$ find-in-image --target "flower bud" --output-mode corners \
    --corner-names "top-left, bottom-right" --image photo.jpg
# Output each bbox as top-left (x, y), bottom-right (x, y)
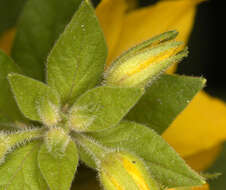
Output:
top-left (0, 134), bottom-right (10, 165)
top-left (37, 98), bottom-right (61, 127)
top-left (44, 127), bottom-right (70, 157)
top-left (105, 31), bottom-right (188, 88)
top-left (99, 151), bottom-right (160, 190)
top-left (68, 106), bottom-right (95, 132)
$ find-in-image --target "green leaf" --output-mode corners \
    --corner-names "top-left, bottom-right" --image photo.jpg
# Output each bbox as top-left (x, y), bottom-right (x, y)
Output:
top-left (81, 121), bottom-right (205, 188)
top-left (38, 140), bottom-right (79, 190)
top-left (207, 142), bottom-right (226, 190)
top-left (0, 0), bottom-right (27, 35)
top-left (8, 73), bottom-right (60, 122)
top-left (47, 0), bottom-right (107, 105)
top-left (69, 86), bottom-right (144, 132)
top-left (0, 141), bottom-right (48, 190)
top-left (0, 50), bottom-right (26, 122)
top-left (11, 0), bottom-right (82, 81)
top-left (126, 74), bottom-right (206, 134)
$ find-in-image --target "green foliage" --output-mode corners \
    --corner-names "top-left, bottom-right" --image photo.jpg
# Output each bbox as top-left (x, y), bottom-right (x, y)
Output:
top-left (0, 0), bottom-right (208, 189)
top-left (0, 50), bottom-right (25, 122)
top-left (47, 0), bottom-right (107, 105)
top-left (207, 142), bottom-right (226, 190)
top-left (126, 74), bottom-right (206, 134)
top-left (0, 0), bottom-right (27, 35)
top-left (0, 141), bottom-right (48, 190)
top-left (8, 73), bottom-right (60, 122)
top-left (11, 0), bottom-right (82, 81)
top-left (69, 86), bottom-right (144, 131)
top-left (38, 140), bottom-right (78, 190)
top-left (79, 121), bottom-right (205, 188)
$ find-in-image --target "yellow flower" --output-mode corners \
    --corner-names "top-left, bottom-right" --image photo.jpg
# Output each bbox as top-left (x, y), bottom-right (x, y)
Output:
top-left (168, 183), bottom-right (210, 190)
top-left (1, 1), bottom-right (225, 189)
top-left (95, 0), bottom-right (226, 189)
top-left (0, 28), bottom-right (15, 55)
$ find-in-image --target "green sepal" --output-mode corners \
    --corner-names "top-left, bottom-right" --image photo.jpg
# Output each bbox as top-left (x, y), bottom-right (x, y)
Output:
top-left (0, 50), bottom-right (26, 122)
top-left (11, 0), bottom-right (82, 81)
top-left (104, 31), bottom-right (187, 88)
top-left (79, 121), bottom-right (205, 188)
top-left (99, 151), bottom-right (160, 190)
top-left (8, 73), bottom-right (60, 122)
top-left (111, 30), bottom-right (178, 65)
top-left (38, 140), bottom-right (79, 190)
top-left (69, 86), bottom-right (144, 132)
top-left (47, 0), bottom-right (107, 105)
top-left (0, 141), bottom-right (48, 189)
top-left (126, 74), bottom-right (206, 134)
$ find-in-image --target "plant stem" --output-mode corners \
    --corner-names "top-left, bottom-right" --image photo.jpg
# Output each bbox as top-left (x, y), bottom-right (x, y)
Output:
top-left (8, 128), bottom-right (45, 147)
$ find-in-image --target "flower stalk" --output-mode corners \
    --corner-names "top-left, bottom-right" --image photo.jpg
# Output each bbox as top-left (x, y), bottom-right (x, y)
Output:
top-left (73, 132), bottom-right (160, 190)
top-left (0, 128), bottom-right (45, 164)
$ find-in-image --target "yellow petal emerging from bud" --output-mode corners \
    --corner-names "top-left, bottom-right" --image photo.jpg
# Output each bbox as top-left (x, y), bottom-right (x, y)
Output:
top-left (105, 31), bottom-right (188, 88)
top-left (99, 151), bottom-right (160, 190)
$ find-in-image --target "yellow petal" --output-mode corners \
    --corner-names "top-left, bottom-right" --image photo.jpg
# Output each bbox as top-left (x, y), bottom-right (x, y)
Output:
top-left (96, 0), bottom-right (128, 65)
top-left (192, 184), bottom-right (209, 190)
top-left (0, 28), bottom-right (16, 55)
top-left (108, 0), bottom-right (203, 72)
top-left (125, 0), bottom-right (138, 11)
top-left (184, 144), bottom-right (222, 172)
top-left (163, 91), bottom-right (226, 158)
top-left (168, 183), bottom-right (209, 190)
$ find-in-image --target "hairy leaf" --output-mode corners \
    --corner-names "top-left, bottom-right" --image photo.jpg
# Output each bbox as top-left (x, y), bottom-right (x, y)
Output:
top-left (11, 0), bottom-right (82, 80)
top-left (80, 121), bottom-right (205, 188)
top-left (126, 74), bottom-right (206, 134)
top-left (69, 86), bottom-right (144, 132)
top-left (38, 140), bottom-right (78, 190)
top-left (8, 73), bottom-right (60, 122)
top-left (0, 141), bottom-right (48, 190)
top-left (47, 0), bottom-right (107, 105)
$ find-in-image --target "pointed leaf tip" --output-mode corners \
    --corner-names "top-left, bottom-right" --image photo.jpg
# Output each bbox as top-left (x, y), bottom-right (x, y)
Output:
top-left (47, 0), bottom-right (107, 105)
top-left (8, 73), bottom-right (60, 122)
top-left (38, 140), bottom-right (79, 190)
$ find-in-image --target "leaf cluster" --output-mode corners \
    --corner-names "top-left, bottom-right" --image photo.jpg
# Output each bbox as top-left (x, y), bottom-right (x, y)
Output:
top-left (0, 0), bottom-right (206, 189)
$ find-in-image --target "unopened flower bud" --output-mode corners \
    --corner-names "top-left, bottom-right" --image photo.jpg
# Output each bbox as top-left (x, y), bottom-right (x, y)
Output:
top-left (99, 151), bottom-right (160, 190)
top-left (44, 127), bottom-right (70, 157)
top-left (37, 98), bottom-right (61, 127)
top-left (105, 31), bottom-right (188, 88)
top-left (68, 106), bottom-right (95, 132)
top-left (0, 134), bottom-right (10, 165)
